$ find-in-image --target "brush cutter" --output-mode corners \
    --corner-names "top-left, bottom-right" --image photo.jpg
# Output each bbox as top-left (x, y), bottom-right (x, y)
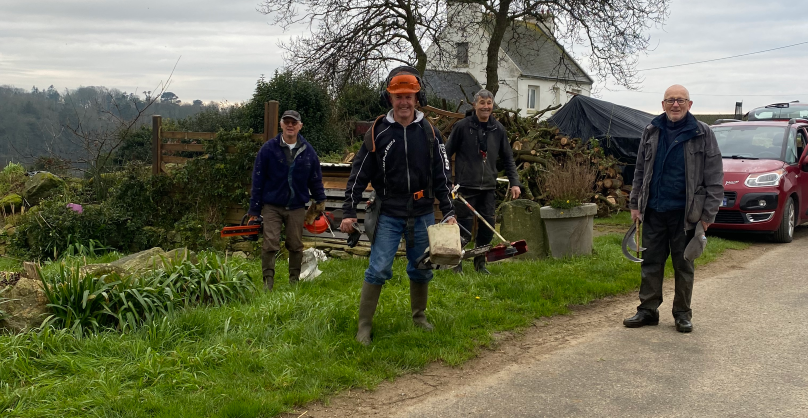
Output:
top-left (451, 185), bottom-right (528, 262)
top-left (220, 214), bottom-right (262, 240)
top-left (621, 219), bottom-right (645, 263)
top-left (415, 187), bottom-right (528, 270)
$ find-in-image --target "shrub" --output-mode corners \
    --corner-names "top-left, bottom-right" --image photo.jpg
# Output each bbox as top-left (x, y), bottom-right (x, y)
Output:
top-left (241, 71), bottom-right (345, 154)
top-left (38, 254), bottom-right (256, 335)
top-left (543, 156), bottom-right (597, 209)
top-left (0, 162), bottom-right (26, 196)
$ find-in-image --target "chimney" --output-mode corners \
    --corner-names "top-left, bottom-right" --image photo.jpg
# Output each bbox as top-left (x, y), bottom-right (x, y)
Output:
top-left (525, 12), bottom-right (555, 37)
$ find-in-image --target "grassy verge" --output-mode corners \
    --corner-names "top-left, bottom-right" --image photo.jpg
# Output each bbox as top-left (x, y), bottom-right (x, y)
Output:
top-left (0, 234), bottom-right (748, 417)
top-left (0, 256), bottom-right (22, 272)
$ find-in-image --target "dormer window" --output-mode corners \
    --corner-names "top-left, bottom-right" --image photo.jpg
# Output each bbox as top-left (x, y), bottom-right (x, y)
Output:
top-left (456, 42), bottom-right (469, 67)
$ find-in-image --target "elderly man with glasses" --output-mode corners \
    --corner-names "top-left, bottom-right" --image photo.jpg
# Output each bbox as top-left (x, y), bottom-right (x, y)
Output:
top-left (624, 85), bottom-right (724, 333)
top-left (248, 110), bottom-right (327, 291)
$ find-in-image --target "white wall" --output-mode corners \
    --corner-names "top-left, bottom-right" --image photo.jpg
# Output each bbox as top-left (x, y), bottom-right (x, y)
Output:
top-left (517, 78), bottom-right (592, 120)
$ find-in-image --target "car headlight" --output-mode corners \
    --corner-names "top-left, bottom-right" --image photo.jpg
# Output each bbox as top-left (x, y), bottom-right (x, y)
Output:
top-left (745, 169), bottom-right (785, 187)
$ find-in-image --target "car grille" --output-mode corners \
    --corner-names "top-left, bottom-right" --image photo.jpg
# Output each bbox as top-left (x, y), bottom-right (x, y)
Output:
top-left (715, 210), bottom-right (745, 224)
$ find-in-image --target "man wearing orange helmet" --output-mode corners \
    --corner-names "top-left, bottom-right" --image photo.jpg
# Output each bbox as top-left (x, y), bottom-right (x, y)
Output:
top-left (340, 66), bottom-right (456, 346)
top-left (249, 110), bottom-right (327, 291)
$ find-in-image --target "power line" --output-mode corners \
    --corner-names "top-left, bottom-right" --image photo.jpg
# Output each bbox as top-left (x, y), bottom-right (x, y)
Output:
top-left (638, 41), bottom-right (808, 71)
top-left (608, 90), bottom-right (808, 97)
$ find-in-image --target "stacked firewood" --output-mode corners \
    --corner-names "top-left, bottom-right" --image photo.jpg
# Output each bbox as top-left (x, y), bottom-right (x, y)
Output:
top-left (494, 107), bottom-right (630, 216)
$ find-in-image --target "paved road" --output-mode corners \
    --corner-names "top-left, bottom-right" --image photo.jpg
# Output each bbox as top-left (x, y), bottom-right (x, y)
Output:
top-left (393, 230), bottom-right (808, 418)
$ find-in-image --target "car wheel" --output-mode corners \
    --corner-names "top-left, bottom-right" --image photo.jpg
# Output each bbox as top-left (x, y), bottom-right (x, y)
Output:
top-left (772, 197), bottom-right (795, 243)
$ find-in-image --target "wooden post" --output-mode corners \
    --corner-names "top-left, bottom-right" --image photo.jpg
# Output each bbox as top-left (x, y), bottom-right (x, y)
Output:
top-left (264, 101), bottom-right (279, 142)
top-left (152, 115), bottom-right (162, 175)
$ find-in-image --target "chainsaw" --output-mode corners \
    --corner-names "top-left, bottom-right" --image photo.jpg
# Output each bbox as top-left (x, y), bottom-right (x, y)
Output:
top-left (220, 214), bottom-right (262, 240)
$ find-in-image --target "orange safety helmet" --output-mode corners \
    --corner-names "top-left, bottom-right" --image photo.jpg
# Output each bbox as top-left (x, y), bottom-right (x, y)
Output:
top-left (305, 212), bottom-right (335, 235)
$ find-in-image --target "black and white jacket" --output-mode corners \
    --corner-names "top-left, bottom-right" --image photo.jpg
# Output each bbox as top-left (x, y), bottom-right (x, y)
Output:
top-left (342, 110), bottom-right (453, 219)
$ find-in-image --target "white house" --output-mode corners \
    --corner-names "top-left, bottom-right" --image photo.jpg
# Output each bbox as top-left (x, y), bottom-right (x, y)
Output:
top-left (424, 4), bottom-right (593, 118)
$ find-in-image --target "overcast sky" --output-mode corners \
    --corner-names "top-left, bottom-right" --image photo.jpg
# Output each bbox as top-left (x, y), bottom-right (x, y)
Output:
top-left (2, 0), bottom-right (807, 113)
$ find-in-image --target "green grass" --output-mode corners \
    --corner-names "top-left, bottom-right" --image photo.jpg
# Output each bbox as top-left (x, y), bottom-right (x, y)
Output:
top-left (0, 256), bottom-right (22, 272)
top-left (0, 234), bottom-right (749, 417)
top-left (594, 210), bottom-right (632, 225)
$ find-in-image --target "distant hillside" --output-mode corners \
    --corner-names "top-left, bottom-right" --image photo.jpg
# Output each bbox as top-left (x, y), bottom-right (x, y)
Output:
top-left (0, 85), bottom-right (213, 168)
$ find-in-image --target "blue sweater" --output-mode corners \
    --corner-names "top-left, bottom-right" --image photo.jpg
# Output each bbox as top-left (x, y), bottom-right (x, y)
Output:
top-left (647, 112), bottom-right (700, 212)
top-left (248, 134), bottom-right (327, 215)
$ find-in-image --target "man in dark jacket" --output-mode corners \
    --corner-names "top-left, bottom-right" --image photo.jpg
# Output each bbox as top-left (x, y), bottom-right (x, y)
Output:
top-left (339, 66), bottom-right (455, 346)
top-left (249, 110), bottom-right (327, 291)
top-left (625, 85), bottom-right (723, 333)
top-left (445, 89), bottom-right (521, 273)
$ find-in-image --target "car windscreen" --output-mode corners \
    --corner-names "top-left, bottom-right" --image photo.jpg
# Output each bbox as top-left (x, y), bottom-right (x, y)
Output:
top-left (748, 105), bottom-right (808, 120)
top-left (712, 125), bottom-right (786, 160)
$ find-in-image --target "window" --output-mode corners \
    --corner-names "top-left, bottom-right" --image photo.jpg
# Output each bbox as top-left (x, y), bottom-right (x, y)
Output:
top-left (456, 42), bottom-right (469, 67)
top-left (785, 128), bottom-right (798, 164)
top-left (527, 86), bottom-right (538, 109)
top-left (552, 87), bottom-right (560, 105)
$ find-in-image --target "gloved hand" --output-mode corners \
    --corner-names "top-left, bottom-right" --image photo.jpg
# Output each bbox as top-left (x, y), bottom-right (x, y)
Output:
top-left (304, 201), bottom-right (326, 225)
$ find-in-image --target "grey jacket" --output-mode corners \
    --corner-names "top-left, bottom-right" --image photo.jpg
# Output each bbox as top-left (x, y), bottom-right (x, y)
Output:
top-left (445, 115), bottom-right (521, 190)
top-left (629, 117), bottom-right (724, 230)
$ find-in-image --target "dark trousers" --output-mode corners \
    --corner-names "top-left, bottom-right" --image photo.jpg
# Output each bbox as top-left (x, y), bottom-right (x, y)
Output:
top-left (639, 208), bottom-right (695, 320)
top-left (261, 204), bottom-right (305, 282)
top-left (455, 188), bottom-right (496, 247)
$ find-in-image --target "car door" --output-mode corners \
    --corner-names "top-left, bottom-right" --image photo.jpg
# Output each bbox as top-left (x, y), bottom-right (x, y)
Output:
top-left (796, 128), bottom-right (808, 222)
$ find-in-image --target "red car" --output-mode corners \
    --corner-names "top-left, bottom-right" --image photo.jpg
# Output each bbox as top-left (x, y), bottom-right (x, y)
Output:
top-left (710, 118), bottom-right (808, 242)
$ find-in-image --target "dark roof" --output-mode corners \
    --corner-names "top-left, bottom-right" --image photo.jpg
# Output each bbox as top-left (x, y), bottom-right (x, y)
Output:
top-left (498, 21), bottom-right (593, 84)
top-left (422, 69), bottom-right (483, 112)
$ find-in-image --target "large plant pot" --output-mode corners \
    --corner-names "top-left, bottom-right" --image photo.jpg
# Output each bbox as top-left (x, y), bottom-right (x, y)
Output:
top-left (539, 203), bottom-right (597, 258)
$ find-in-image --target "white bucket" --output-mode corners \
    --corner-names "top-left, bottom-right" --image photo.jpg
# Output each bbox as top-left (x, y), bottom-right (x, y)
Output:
top-left (427, 223), bottom-right (462, 265)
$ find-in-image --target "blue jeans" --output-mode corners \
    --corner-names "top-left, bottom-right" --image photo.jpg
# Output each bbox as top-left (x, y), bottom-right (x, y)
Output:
top-left (364, 213), bottom-right (434, 285)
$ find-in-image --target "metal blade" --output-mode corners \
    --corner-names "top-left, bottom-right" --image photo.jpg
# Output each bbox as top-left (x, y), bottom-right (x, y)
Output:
top-left (622, 224), bottom-right (643, 263)
top-left (627, 233), bottom-right (647, 252)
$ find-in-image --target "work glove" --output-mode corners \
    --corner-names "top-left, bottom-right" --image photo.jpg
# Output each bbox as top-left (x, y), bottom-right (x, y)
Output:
top-left (683, 222), bottom-right (707, 262)
top-left (304, 201), bottom-right (326, 225)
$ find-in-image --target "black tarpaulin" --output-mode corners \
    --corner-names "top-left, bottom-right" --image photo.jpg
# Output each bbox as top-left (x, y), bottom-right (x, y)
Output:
top-left (548, 95), bottom-right (655, 164)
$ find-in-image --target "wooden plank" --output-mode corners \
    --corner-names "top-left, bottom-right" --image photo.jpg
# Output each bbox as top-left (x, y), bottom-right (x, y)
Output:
top-left (163, 131), bottom-right (216, 140)
top-left (267, 101), bottom-right (279, 140)
top-left (162, 143), bottom-right (205, 152)
top-left (152, 116), bottom-right (162, 175)
top-left (162, 155), bottom-right (191, 164)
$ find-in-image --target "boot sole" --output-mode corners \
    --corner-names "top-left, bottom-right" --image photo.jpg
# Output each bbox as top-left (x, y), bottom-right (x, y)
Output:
top-left (623, 320), bottom-right (659, 328)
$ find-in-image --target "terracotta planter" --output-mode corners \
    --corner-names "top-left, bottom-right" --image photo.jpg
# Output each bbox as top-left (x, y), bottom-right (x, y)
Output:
top-left (539, 203), bottom-right (597, 258)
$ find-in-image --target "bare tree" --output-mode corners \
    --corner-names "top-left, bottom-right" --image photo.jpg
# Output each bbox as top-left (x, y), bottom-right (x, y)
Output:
top-left (260, 0), bottom-right (668, 97)
top-left (258, 0), bottom-right (449, 89)
top-left (436, 0), bottom-right (669, 95)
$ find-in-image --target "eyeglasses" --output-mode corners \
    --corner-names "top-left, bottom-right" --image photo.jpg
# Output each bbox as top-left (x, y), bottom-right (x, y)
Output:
top-left (281, 119), bottom-right (299, 126)
top-left (664, 98), bottom-right (690, 105)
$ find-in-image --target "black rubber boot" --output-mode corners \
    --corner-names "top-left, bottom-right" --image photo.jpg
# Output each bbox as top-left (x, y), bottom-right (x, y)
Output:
top-left (261, 250), bottom-right (277, 291)
top-left (288, 250), bottom-right (303, 285)
top-left (356, 282), bottom-right (383, 346)
top-left (410, 281), bottom-right (434, 331)
top-left (473, 255), bottom-right (490, 275)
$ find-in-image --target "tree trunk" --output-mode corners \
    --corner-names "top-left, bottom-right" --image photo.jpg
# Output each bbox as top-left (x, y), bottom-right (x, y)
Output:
top-left (484, 2), bottom-right (511, 96)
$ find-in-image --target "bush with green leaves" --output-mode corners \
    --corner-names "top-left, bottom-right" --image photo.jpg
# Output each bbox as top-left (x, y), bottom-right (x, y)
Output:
top-left (241, 71), bottom-right (345, 154)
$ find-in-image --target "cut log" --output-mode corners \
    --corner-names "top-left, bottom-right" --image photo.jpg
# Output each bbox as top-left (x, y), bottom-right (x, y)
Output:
top-left (603, 178), bottom-right (623, 189)
top-left (342, 152), bottom-right (355, 164)
top-left (512, 141), bottom-right (522, 151)
top-left (559, 137), bottom-right (569, 146)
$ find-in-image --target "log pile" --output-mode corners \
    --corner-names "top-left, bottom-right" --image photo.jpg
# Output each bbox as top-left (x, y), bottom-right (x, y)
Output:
top-left (494, 106), bottom-right (629, 216)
